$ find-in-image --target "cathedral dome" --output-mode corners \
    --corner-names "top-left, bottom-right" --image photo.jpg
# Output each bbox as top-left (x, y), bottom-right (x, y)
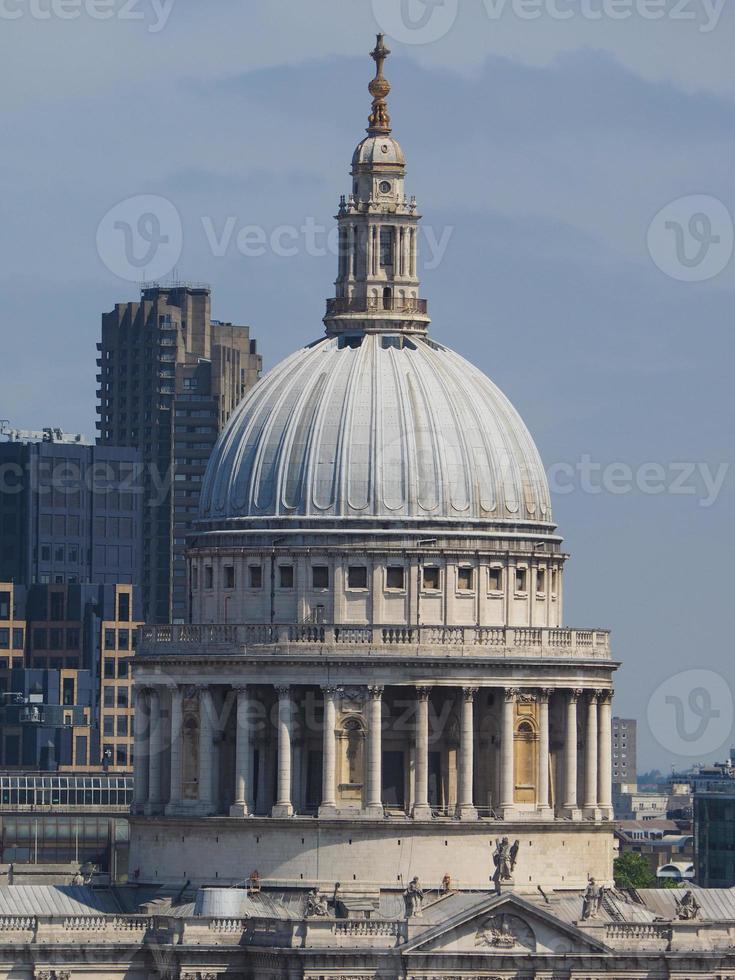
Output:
top-left (199, 332), bottom-right (552, 527)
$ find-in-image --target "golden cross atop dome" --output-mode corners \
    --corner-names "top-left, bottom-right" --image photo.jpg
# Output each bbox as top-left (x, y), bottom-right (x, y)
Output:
top-left (368, 33), bottom-right (392, 135)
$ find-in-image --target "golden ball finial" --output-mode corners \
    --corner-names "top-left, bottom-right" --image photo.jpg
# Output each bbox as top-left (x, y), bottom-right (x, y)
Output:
top-left (368, 34), bottom-right (392, 135)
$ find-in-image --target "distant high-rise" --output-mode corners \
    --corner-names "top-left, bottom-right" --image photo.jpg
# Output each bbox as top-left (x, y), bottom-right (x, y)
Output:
top-left (97, 284), bottom-right (261, 624)
top-left (612, 716), bottom-right (637, 790)
top-left (0, 426), bottom-right (142, 589)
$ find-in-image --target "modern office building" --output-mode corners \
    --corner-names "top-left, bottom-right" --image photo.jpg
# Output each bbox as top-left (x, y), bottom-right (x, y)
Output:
top-left (611, 716), bottom-right (637, 789)
top-left (693, 764), bottom-right (735, 887)
top-left (97, 284), bottom-right (261, 624)
top-left (0, 425), bottom-right (142, 588)
top-left (0, 582), bottom-right (142, 772)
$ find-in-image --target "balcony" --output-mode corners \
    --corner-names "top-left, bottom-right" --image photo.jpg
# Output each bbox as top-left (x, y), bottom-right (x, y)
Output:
top-left (139, 624), bottom-right (611, 661)
top-left (326, 296), bottom-right (428, 317)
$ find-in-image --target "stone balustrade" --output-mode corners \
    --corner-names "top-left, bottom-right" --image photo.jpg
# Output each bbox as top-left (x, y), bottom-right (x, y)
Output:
top-left (139, 624), bottom-right (611, 660)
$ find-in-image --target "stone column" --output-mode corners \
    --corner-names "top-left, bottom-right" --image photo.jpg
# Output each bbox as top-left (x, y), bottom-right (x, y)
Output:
top-left (584, 691), bottom-right (600, 819)
top-left (132, 686), bottom-right (149, 813)
top-left (500, 689), bottom-right (516, 817)
top-left (319, 686), bottom-right (338, 816)
top-left (537, 689), bottom-right (552, 815)
top-left (598, 690), bottom-right (614, 819)
top-left (165, 685), bottom-right (184, 816)
top-left (272, 686), bottom-right (294, 817)
top-left (145, 687), bottom-right (162, 814)
top-left (457, 687), bottom-right (478, 820)
top-left (230, 686), bottom-right (252, 817)
top-left (197, 686), bottom-right (215, 815)
top-left (413, 687), bottom-right (432, 820)
top-left (365, 685), bottom-right (384, 817)
top-left (563, 689), bottom-right (582, 819)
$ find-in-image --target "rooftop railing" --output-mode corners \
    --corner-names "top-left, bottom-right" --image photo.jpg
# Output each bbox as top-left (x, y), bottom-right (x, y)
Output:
top-left (326, 296), bottom-right (429, 316)
top-left (139, 624), bottom-right (611, 660)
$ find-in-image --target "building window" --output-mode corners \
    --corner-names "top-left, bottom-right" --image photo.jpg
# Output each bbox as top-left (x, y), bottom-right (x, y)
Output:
top-left (66, 629), bottom-right (80, 650)
top-left (104, 659), bottom-right (116, 679)
top-left (386, 567), bottom-right (405, 591)
top-left (457, 567), bottom-right (474, 592)
top-left (204, 566), bottom-right (213, 589)
top-left (537, 568), bottom-right (546, 593)
top-left (49, 629), bottom-right (63, 651)
top-left (104, 629), bottom-right (116, 650)
top-left (117, 716), bottom-right (129, 737)
top-left (118, 630), bottom-right (130, 651)
top-left (0, 629), bottom-right (9, 650)
top-left (12, 628), bottom-right (23, 650)
top-left (422, 567), bottom-right (440, 591)
top-left (104, 686), bottom-right (115, 708)
top-left (224, 566), bottom-right (235, 590)
top-left (312, 566), bottom-right (329, 590)
top-left (118, 659), bottom-right (130, 679)
top-left (62, 678), bottom-right (75, 706)
top-left (50, 592), bottom-right (65, 621)
top-left (516, 568), bottom-right (528, 593)
top-left (118, 592), bottom-right (131, 622)
top-left (488, 567), bottom-right (503, 592)
top-left (33, 628), bottom-right (47, 649)
top-left (103, 716), bottom-right (114, 736)
top-left (348, 567), bottom-right (368, 590)
top-left (117, 687), bottom-right (129, 708)
top-left (279, 565), bottom-right (294, 590)
top-left (0, 592), bottom-right (9, 620)
top-left (249, 566), bottom-right (263, 589)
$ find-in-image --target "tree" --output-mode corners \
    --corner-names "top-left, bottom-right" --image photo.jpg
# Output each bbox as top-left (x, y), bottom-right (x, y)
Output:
top-left (614, 852), bottom-right (656, 889)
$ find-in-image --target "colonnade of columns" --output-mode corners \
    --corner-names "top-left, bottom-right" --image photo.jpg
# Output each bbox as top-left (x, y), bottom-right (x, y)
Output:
top-left (132, 683), bottom-right (614, 822)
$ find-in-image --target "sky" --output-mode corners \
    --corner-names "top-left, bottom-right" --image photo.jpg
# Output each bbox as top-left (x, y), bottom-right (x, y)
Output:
top-left (1, 0), bottom-right (734, 771)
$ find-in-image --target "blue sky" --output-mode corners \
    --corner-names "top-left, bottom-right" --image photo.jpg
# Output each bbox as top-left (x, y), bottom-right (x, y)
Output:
top-left (2, 0), bottom-right (734, 770)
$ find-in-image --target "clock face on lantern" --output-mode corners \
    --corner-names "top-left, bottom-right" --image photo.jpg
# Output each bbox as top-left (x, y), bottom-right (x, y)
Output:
top-left (379, 180), bottom-right (392, 194)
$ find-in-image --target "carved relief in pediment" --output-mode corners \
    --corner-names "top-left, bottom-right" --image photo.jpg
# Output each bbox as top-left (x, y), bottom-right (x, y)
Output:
top-left (475, 913), bottom-right (536, 952)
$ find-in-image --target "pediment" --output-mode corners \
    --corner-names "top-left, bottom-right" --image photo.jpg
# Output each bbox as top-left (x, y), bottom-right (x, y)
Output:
top-left (402, 893), bottom-right (610, 957)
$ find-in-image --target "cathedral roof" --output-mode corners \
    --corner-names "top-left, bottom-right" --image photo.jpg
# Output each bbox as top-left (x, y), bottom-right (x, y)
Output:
top-left (199, 332), bottom-right (552, 527)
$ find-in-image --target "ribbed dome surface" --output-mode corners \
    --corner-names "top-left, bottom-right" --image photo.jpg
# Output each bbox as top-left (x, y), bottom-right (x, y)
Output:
top-left (199, 334), bottom-right (552, 525)
top-left (352, 135), bottom-right (406, 169)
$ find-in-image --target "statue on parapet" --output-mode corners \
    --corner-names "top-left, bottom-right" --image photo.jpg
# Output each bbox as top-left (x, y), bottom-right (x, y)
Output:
top-left (404, 876), bottom-right (425, 917)
top-left (492, 837), bottom-right (519, 886)
top-left (582, 878), bottom-right (607, 920)
top-left (305, 888), bottom-right (329, 917)
top-left (676, 890), bottom-right (701, 921)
